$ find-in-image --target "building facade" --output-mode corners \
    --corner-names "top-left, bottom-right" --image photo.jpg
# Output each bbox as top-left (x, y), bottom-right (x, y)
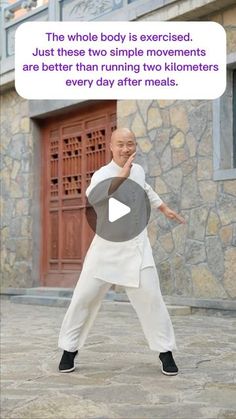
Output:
top-left (1, 0), bottom-right (236, 308)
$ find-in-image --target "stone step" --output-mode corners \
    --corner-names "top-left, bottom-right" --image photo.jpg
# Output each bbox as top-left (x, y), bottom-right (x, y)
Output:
top-left (11, 295), bottom-right (71, 307)
top-left (10, 289), bottom-right (116, 308)
top-left (3, 287), bottom-right (191, 315)
top-left (102, 301), bottom-right (191, 316)
top-left (2, 287), bottom-right (74, 298)
top-left (10, 294), bottom-right (191, 315)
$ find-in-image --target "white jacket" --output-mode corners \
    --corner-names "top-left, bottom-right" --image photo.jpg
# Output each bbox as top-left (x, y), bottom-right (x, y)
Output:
top-left (83, 160), bottom-right (163, 287)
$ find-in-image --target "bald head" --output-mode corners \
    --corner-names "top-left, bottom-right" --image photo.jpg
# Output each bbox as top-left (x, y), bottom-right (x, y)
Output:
top-left (111, 128), bottom-right (135, 144)
top-left (110, 128), bottom-right (136, 167)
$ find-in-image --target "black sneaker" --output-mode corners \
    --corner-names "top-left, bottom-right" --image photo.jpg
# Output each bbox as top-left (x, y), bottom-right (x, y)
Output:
top-left (159, 351), bottom-right (178, 376)
top-left (59, 350), bottom-right (78, 373)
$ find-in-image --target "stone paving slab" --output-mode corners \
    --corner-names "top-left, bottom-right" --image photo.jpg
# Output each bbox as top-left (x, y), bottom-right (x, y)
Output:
top-left (1, 299), bottom-right (236, 419)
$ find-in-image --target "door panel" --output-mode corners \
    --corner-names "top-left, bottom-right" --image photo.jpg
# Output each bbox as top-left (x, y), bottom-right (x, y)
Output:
top-left (41, 102), bottom-right (116, 286)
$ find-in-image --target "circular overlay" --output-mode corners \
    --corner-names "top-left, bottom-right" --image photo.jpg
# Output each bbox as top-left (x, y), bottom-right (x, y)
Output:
top-left (86, 177), bottom-right (151, 242)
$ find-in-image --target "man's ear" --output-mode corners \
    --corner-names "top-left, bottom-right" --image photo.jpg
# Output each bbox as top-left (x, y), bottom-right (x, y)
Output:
top-left (110, 142), bottom-right (113, 152)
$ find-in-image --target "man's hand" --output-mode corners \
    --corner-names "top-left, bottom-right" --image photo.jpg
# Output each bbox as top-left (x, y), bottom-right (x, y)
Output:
top-left (108, 152), bottom-right (136, 195)
top-left (159, 203), bottom-right (186, 224)
top-left (119, 152), bottom-right (136, 178)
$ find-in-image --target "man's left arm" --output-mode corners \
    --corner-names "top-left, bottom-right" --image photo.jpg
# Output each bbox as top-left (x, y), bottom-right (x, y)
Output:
top-left (144, 181), bottom-right (185, 224)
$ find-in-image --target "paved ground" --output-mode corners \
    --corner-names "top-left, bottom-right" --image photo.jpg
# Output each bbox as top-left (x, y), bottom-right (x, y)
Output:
top-left (1, 299), bottom-right (236, 419)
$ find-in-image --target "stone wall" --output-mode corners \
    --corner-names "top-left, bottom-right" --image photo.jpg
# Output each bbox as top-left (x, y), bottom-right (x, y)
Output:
top-left (116, 5), bottom-right (236, 302)
top-left (117, 97), bottom-right (236, 300)
top-left (1, 90), bottom-right (40, 289)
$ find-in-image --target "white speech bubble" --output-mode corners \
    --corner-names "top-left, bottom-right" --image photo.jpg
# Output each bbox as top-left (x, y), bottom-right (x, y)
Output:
top-left (15, 21), bottom-right (226, 100)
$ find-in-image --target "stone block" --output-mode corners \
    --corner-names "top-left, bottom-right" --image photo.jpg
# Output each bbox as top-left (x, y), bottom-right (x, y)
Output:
top-left (170, 131), bottom-right (185, 148)
top-left (199, 180), bottom-right (217, 203)
top-left (154, 129), bottom-right (171, 155)
top-left (209, 12), bottom-right (223, 24)
top-left (160, 108), bottom-right (170, 128)
top-left (172, 223), bottom-right (187, 255)
top-left (11, 119), bottom-right (20, 135)
top-left (173, 254), bottom-right (192, 296)
top-left (186, 132), bottom-right (197, 157)
top-left (15, 240), bottom-right (31, 260)
top-left (20, 100), bottom-right (29, 116)
top-left (223, 248), bottom-right (236, 298)
top-left (154, 176), bottom-right (169, 194)
top-left (170, 105), bottom-right (189, 133)
top-left (131, 113), bottom-right (146, 136)
top-left (10, 180), bottom-right (23, 198)
top-left (1, 227), bottom-right (9, 242)
top-left (117, 100), bottom-right (137, 117)
top-left (148, 151), bottom-right (162, 176)
top-left (197, 158), bottom-right (213, 180)
top-left (206, 210), bottom-right (220, 236)
top-left (192, 264), bottom-right (227, 298)
top-left (158, 100), bottom-right (175, 108)
top-left (185, 240), bottom-right (206, 264)
top-left (137, 101), bottom-right (151, 122)
top-left (172, 147), bottom-right (188, 166)
top-left (1, 168), bottom-right (10, 189)
top-left (181, 171), bottom-right (201, 208)
top-left (117, 115), bottom-right (132, 129)
top-left (153, 242), bottom-right (168, 265)
top-left (137, 137), bottom-right (152, 153)
top-left (223, 5), bottom-right (236, 25)
top-left (21, 217), bottom-right (32, 236)
top-left (232, 223), bottom-right (236, 246)
top-left (159, 232), bottom-right (174, 253)
top-left (7, 134), bottom-right (25, 160)
top-left (20, 118), bottom-right (30, 133)
top-left (219, 225), bottom-right (233, 246)
top-left (147, 222), bottom-right (158, 247)
top-left (162, 167), bottom-right (183, 193)
top-left (198, 128), bottom-right (212, 156)
top-left (159, 259), bottom-right (174, 294)
top-left (189, 206), bottom-right (208, 241)
top-left (160, 145), bottom-right (172, 172)
top-left (206, 236), bottom-right (224, 278)
top-left (15, 199), bottom-right (30, 216)
top-left (181, 157), bottom-right (196, 175)
top-left (226, 27), bottom-right (236, 53)
top-left (9, 217), bottom-right (22, 237)
top-left (11, 161), bottom-right (21, 180)
top-left (224, 180), bottom-right (236, 197)
top-left (147, 107), bottom-right (162, 130)
top-left (189, 104), bottom-right (209, 141)
top-left (9, 252), bottom-right (16, 267)
top-left (218, 197), bottom-right (236, 225)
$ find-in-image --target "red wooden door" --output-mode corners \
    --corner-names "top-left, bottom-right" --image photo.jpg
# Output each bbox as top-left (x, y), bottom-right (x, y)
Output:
top-left (40, 102), bottom-right (116, 287)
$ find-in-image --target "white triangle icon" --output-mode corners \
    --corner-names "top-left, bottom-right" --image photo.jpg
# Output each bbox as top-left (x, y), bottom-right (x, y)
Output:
top-left (108, 197), bottom-right (131, 222)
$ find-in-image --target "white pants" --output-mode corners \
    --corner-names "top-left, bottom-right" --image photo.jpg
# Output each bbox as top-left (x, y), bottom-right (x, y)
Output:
top-left (58, 267), bottom-right (177, 353)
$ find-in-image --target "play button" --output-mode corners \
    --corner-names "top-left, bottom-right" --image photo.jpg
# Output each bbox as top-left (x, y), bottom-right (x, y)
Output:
top-left (108, 198), bottom-right (131, 222)
top-left (85, 177), bottom-right (151, 242)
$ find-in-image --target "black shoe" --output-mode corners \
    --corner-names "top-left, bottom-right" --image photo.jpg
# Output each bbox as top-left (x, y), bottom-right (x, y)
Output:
top-left (159, 351), bottom-right (178, 376)
top-left (59, 350), bottom-right (78, 373)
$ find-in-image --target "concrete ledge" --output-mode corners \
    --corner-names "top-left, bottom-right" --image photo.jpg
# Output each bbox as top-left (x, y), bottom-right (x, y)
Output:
top-left (2, 288), bottom-right (236, 313)
top-left (7, 288), bottom-right (116, 308)
top-left (101, 301), bottom-right (191, 316)
top-left (1, 287), bottom-right (73, 297)
top-left (115, 292), bottom-right (236, 311)
top-left (10, 295), bottom-right (71, 307)
top-left (10, 296), bottom-right (191, 316)
top-left (164, 296), bottom-right (236, 311)
top-left (1, 288), bottom-right (29, 295)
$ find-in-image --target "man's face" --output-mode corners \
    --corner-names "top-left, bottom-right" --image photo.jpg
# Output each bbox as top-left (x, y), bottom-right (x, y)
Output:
top-left (110, 132), bottom-right (136, 167)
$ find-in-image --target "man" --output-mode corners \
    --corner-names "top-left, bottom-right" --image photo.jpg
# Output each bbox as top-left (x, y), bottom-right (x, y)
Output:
top-left (58, 128), bottom-right (185, 376)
